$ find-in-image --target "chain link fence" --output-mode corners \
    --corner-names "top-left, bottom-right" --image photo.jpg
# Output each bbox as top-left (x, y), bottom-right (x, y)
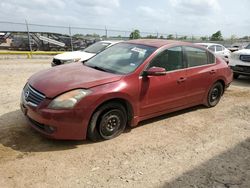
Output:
top-left (0, 21), bottom-right (249, 51)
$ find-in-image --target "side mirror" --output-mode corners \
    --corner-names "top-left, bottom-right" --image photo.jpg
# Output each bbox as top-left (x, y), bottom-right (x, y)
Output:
top-left (144, 67), bottom-right (166, 76)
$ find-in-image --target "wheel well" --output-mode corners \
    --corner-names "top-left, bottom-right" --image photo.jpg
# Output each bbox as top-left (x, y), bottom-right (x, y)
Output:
top-left (216, 79), bottom-right (225, 93)
top-left (95, 98), bottom-right (134, 124)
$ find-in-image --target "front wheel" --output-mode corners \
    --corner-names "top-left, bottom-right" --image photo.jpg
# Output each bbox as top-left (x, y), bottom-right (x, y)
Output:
top-left (233, 73), bottom-right (239, 79)
top-left (87, 102), bottom-right (127, 141)
top-left (207, 82), bottom-right (224, 107)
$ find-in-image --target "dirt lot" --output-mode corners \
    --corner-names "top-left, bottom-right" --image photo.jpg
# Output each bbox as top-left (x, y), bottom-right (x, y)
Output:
top-left (0, 59), bottom-right (249, 188)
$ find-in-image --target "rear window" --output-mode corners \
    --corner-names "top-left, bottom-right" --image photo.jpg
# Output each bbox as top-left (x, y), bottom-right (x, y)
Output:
top-left (184, 46), bottom-right (208, 67)
top-left (216, 45), bottom-right (223, 51)
top-left (83, 42), bottom-right (111, 53)
top-left (208, 45), bottom-right (216, 52)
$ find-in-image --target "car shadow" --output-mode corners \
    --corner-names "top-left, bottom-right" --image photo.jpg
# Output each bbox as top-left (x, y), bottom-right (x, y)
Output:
top-left (161, 138), bottom-right (250, 187)
top-left (137, 105), bottom-right (206, 127)
top-left (0, 106), bottom-right (207, 153)
top-left (0, 109), bottom-right (90, 153)
top-left (232, 76), bottom-right (250, 87)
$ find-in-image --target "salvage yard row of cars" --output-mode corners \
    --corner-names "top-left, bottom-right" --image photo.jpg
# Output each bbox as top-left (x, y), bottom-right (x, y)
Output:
top-left (20, 39), bottom-right (235, 141)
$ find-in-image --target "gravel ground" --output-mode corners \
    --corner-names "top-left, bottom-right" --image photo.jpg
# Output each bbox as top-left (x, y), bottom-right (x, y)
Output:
top-left (0, 59), bottom-right (249, 188)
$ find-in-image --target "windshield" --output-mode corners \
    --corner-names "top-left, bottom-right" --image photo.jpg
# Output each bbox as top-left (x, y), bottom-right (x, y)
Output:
top-left (246, 44), bottom-right (250, 49)
top-left (85, 43), bottom-right (156, 75)
top-left (83, 42), bottom-right (111, 53)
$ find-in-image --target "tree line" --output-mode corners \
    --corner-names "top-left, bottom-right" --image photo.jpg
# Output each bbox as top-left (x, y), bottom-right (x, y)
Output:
top-left (129, 30), bottom-right (250, 41)
top-left (72, 30), bottom-right (250, 41)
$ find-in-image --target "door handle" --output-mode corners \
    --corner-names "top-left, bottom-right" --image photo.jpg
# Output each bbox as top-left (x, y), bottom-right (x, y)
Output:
top-left (210, 70), bottom-right (216, 74)
top-left (177, 77), bottom-right (186, 83)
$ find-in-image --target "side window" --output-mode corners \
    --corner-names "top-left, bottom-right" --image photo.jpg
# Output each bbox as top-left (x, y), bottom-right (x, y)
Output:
top-left (216, 45), bottom-right (223, 52)
top-left (148, 46), bottom-right (183, 71)
top-left (208, 45), bottom-right (216, 52)
top-left (184, 46), bottom-right (208, 67)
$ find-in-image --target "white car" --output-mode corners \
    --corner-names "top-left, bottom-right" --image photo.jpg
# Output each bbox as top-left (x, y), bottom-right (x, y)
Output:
top-left (196, 43), bottom-right (231, 63)
top-left (228, 44), bottom-right (250, 79)
top-left (51, 40), bottom-right (121, 66)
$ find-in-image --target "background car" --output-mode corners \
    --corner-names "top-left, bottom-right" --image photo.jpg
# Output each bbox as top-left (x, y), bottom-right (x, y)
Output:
top-left (227, 43), bottom-right (249, 52)
top-left (51, 40), bottom-right (121, 66)
top-left (21, 39), bottom-right (233, 141)
top-left (196, 43), bottom-right (231, 63)
top-left (229, 43), bottom-right (250, 79)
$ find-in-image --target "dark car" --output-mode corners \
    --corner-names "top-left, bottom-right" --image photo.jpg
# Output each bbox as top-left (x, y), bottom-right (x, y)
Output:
top-left (21, 39), bottom-right (233, 141)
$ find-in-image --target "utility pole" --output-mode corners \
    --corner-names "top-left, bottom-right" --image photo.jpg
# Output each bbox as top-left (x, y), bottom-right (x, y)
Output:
top-left (69, 25), bottom-right (73, 51)
top-left (105, 26), bottom-right (108, 39)
top-left (25, 19), bottom-right (32, 53)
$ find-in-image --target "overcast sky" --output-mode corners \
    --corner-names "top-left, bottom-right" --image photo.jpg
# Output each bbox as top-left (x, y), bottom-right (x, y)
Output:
top-left (0, 0), bottom-right (249, 38)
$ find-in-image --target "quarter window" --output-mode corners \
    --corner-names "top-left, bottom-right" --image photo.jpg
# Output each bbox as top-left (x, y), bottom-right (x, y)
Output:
top-left (148, 46), bottom-right (183, 71)
top-left (184, 46), bottom-right (208, 67)
top-left (208, 51), bottom-right (215, 64)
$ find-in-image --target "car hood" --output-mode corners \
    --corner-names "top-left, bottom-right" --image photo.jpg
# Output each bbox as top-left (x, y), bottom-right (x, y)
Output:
top-left (28, 63), bottom-right (123, 98)
top-left (234, 49), bottom-right (250, 55)
top-left (54, 51), bottom-right (95, 61)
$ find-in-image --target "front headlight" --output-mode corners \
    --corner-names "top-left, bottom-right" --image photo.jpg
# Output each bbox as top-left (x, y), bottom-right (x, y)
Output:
top-left (48, 89), bottom-right (91, 109)
top-left (62, 58), bottom-right (81, 64)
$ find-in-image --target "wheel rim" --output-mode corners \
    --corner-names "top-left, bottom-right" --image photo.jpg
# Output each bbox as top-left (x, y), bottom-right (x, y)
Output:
top-left (210, 86), bottom-right (221, 103)
top-left (99, 109), bottom-right (123, 138)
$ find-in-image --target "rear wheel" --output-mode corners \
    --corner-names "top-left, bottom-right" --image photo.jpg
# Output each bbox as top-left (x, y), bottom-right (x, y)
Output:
top-left (207, 82), bottom-right (224, 107)
top-left (233, 73), bottom-right (239, 79)
top-left (87, 102), bottom-right (127, 141)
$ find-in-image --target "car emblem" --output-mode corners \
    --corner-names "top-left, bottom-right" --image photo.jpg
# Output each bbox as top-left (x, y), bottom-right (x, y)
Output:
top-left (25, 90), bottom-right (30, 100)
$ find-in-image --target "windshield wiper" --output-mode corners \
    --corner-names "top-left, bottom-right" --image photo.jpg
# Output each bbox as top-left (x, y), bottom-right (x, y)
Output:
top-left (88, 65), bottom-right (110, 72)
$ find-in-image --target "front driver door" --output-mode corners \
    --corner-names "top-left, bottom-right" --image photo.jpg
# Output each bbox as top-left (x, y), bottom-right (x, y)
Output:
top-left (139, 46), bottom-right (187, 117)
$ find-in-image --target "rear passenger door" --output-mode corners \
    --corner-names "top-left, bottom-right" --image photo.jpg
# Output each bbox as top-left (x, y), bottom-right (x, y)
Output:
top-left (184, 46), bottom-right (216, 104)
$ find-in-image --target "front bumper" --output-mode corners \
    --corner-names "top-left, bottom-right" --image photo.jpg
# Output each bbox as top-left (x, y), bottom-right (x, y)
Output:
top-left (230, 65), bottom-right (250, 76)
top-left (20, 97), bottom-right (90, 140)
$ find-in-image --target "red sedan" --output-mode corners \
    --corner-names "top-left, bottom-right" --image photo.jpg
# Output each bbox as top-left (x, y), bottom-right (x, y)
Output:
top-left (20, 39), bottom-right (233, 140)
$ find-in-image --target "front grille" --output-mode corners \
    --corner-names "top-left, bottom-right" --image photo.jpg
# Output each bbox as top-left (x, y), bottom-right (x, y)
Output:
top-left (53, 58), bottom-right (62, 65)
top-left (23, 84), bottom-right (45, 107)
top-left (240, 55), bottom-right (250, 62)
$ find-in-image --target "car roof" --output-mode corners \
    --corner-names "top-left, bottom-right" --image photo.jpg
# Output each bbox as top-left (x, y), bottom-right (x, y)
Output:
top-left (196, 42), bottom-right (223, 46)
top-left (100, 40), bottom-right (123, 45)
top-left (125, 39), bottom-right (192, 48)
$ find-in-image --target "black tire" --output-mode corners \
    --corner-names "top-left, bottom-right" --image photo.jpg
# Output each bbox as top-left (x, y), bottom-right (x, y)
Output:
top-left (32, 46), bottom-right (38, 51)
top-left (50, 48), bottom-right (57, 51)
top-left (233, 73), bottom-right (239, 79)
top-left (87, 102), bottom-right (127, 141)
top-left (59, 48), bottom-right (65, 51)
top-left (207, 82), bottom-right (224, 107)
